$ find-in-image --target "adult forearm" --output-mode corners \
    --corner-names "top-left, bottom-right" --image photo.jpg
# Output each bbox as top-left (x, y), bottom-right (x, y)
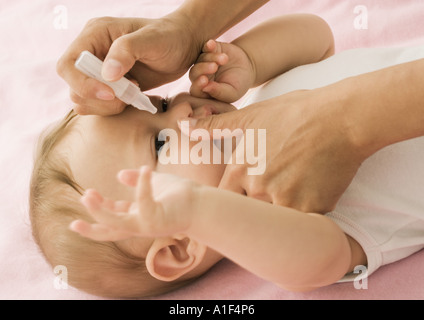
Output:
top-left (332, 58), bottom-right (424, 158)
top-left (171, 0), bottom-right (269, 45)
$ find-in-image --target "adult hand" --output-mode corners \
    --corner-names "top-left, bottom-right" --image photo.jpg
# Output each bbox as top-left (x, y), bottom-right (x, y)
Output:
top-left (181, 89), bottom-right (366, 213)
top-left (57, 15), bottom-right (201, 116)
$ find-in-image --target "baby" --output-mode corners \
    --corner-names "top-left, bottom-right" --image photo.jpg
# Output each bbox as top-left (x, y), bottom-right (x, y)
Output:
top-left (30, 13), bottom-right (424, 299)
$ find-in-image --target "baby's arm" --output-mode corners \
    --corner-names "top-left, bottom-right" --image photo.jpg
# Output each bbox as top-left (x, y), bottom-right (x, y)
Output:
top-left (71, 166), bottom-right (356, 291)
top-left (189, 181), bottom-right (354, 291)
top-left (190, 14), bottom-right (334, 102)
top-left (235, 14), bottom-right (334, 87)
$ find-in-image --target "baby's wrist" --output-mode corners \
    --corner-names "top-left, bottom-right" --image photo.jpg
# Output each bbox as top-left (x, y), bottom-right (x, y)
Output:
top-left (235, 42), bottom-right (258, 89)
top-left (185, 184), bottom-right (210, 235)
top-left (247, 56), bottom-right (258, 89)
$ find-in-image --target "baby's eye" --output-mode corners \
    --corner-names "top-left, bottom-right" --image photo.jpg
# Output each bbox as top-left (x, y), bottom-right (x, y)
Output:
top-left (155, 136), bottom-right (165, 155)
top-left (161, 98), bottom-right (168, 113)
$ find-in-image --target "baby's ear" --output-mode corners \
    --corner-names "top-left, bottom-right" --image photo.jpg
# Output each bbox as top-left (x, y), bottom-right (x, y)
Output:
top-left (145, 236), bottom-right (207, 282)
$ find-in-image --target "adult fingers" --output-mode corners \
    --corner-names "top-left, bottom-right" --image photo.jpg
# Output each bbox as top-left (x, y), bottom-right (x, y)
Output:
top-left (102, 30), bottom-right (157, 82)
top-left (178, 107), bottom-right (251, 140)
top-left (70, 90), bottom-right (127, 116)
top-left (218, 164), bottom-right (273, 203)
top-left (218, 164), bottom-right (247, 195)
top-left (57, 54), bottom-right (116, 101)
top-left (202, 81), bottom-right (238, 102)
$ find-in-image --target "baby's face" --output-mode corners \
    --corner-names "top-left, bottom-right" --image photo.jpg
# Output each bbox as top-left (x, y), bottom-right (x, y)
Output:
top-left (62, 93), bottom-right (236, 203)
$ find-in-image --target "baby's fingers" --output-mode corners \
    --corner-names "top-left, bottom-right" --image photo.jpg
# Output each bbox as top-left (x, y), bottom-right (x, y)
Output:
top-left (69, 220), bottom-right (136, 242)
top-left (135, 166), bottom-right (155, 208)
top-left (81, 189), bottom-right (137, 231)
top-left (202, 39), bottom-right (224, 54)
top-left (202, 39), bottom-right (216, 53)
top-left (202, 81), bottom-right (239, 103)
top-left (113, 166), bottom-right (152, 199)
top-left (189, 62), bottom-right (218, 82)
top-left (118, 169), bottom-right (140, 187)
top-left (197, 52), bottom-right (228, 65)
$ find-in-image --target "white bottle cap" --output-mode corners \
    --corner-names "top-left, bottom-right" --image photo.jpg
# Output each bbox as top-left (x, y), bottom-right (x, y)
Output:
top-left (74, 51), bottom-right (157, 114)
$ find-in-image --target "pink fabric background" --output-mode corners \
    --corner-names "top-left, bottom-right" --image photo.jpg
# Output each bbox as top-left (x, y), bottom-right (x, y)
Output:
top-left (1, 0), bottom-right (423, 300)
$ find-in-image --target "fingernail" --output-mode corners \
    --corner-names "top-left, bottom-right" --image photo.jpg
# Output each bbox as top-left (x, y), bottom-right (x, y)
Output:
top-left (102, 59), bottom-right (123, 81)
top-left (96, 90), bottom-right (115, 100)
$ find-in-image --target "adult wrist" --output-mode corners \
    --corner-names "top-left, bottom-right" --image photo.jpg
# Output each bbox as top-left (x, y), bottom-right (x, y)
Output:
top-left (317, 78), bottom-right (385, 162)
top-left (169, 0), bottom-right (270, 49)
top-left (168, 3), bottom-right (214, 51)
top-left (329, 60), bottom-right (424, 161)
top-left (163, 8), bottom-right (210, 71)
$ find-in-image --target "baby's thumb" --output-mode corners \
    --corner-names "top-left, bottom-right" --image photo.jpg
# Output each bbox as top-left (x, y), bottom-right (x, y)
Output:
top-left (179, 110), bottom-right (248, 140)
top-left (102, 33), bottom-right (140, 82)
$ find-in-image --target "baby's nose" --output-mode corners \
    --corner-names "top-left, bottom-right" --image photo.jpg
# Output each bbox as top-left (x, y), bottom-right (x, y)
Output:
top-left (192, 104), bottom-right (216, 118)
top-left (169, 101), bottom-right (194, 119)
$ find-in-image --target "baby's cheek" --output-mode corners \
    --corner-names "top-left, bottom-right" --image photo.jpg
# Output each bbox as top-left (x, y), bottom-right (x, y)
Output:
top-left (156, 144), bottom-right (224, 188)
top-left (156, 161), bottom-right (224, 188)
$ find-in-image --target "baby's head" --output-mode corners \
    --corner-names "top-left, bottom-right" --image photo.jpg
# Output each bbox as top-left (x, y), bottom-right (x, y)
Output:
top-left (29, 93), bottom-right (235, 298)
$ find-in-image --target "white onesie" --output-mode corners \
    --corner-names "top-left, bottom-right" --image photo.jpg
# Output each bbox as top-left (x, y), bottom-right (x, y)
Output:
top-left (241, 45), bottom-right (424, 281)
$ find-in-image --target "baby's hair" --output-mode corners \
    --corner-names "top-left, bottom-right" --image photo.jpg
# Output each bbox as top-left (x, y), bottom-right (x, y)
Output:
top-left (28, 109), bottom-right (185, 298)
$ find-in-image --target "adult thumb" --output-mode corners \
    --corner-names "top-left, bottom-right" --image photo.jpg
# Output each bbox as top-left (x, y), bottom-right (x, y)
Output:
top-left (102, 33), bottom-right (141, 82)
top-left (179, 109), bottom-right (249, 140)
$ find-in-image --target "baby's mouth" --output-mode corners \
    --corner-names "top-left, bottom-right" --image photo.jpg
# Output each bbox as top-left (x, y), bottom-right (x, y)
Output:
top-left (191, 104), bottom-right (219, 119)
top-left (192, 101), bottom-right (237, 120)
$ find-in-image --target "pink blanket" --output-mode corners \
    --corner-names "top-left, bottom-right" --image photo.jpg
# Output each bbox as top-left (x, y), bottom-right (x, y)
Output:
top-left (1, 0), bottom-right (423, 300)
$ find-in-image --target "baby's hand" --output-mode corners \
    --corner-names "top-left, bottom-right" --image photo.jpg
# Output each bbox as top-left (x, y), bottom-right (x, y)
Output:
top-left (189, 40), bottom-right (255, 103)
top-left (70, 166), bottom-right (197, 241)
